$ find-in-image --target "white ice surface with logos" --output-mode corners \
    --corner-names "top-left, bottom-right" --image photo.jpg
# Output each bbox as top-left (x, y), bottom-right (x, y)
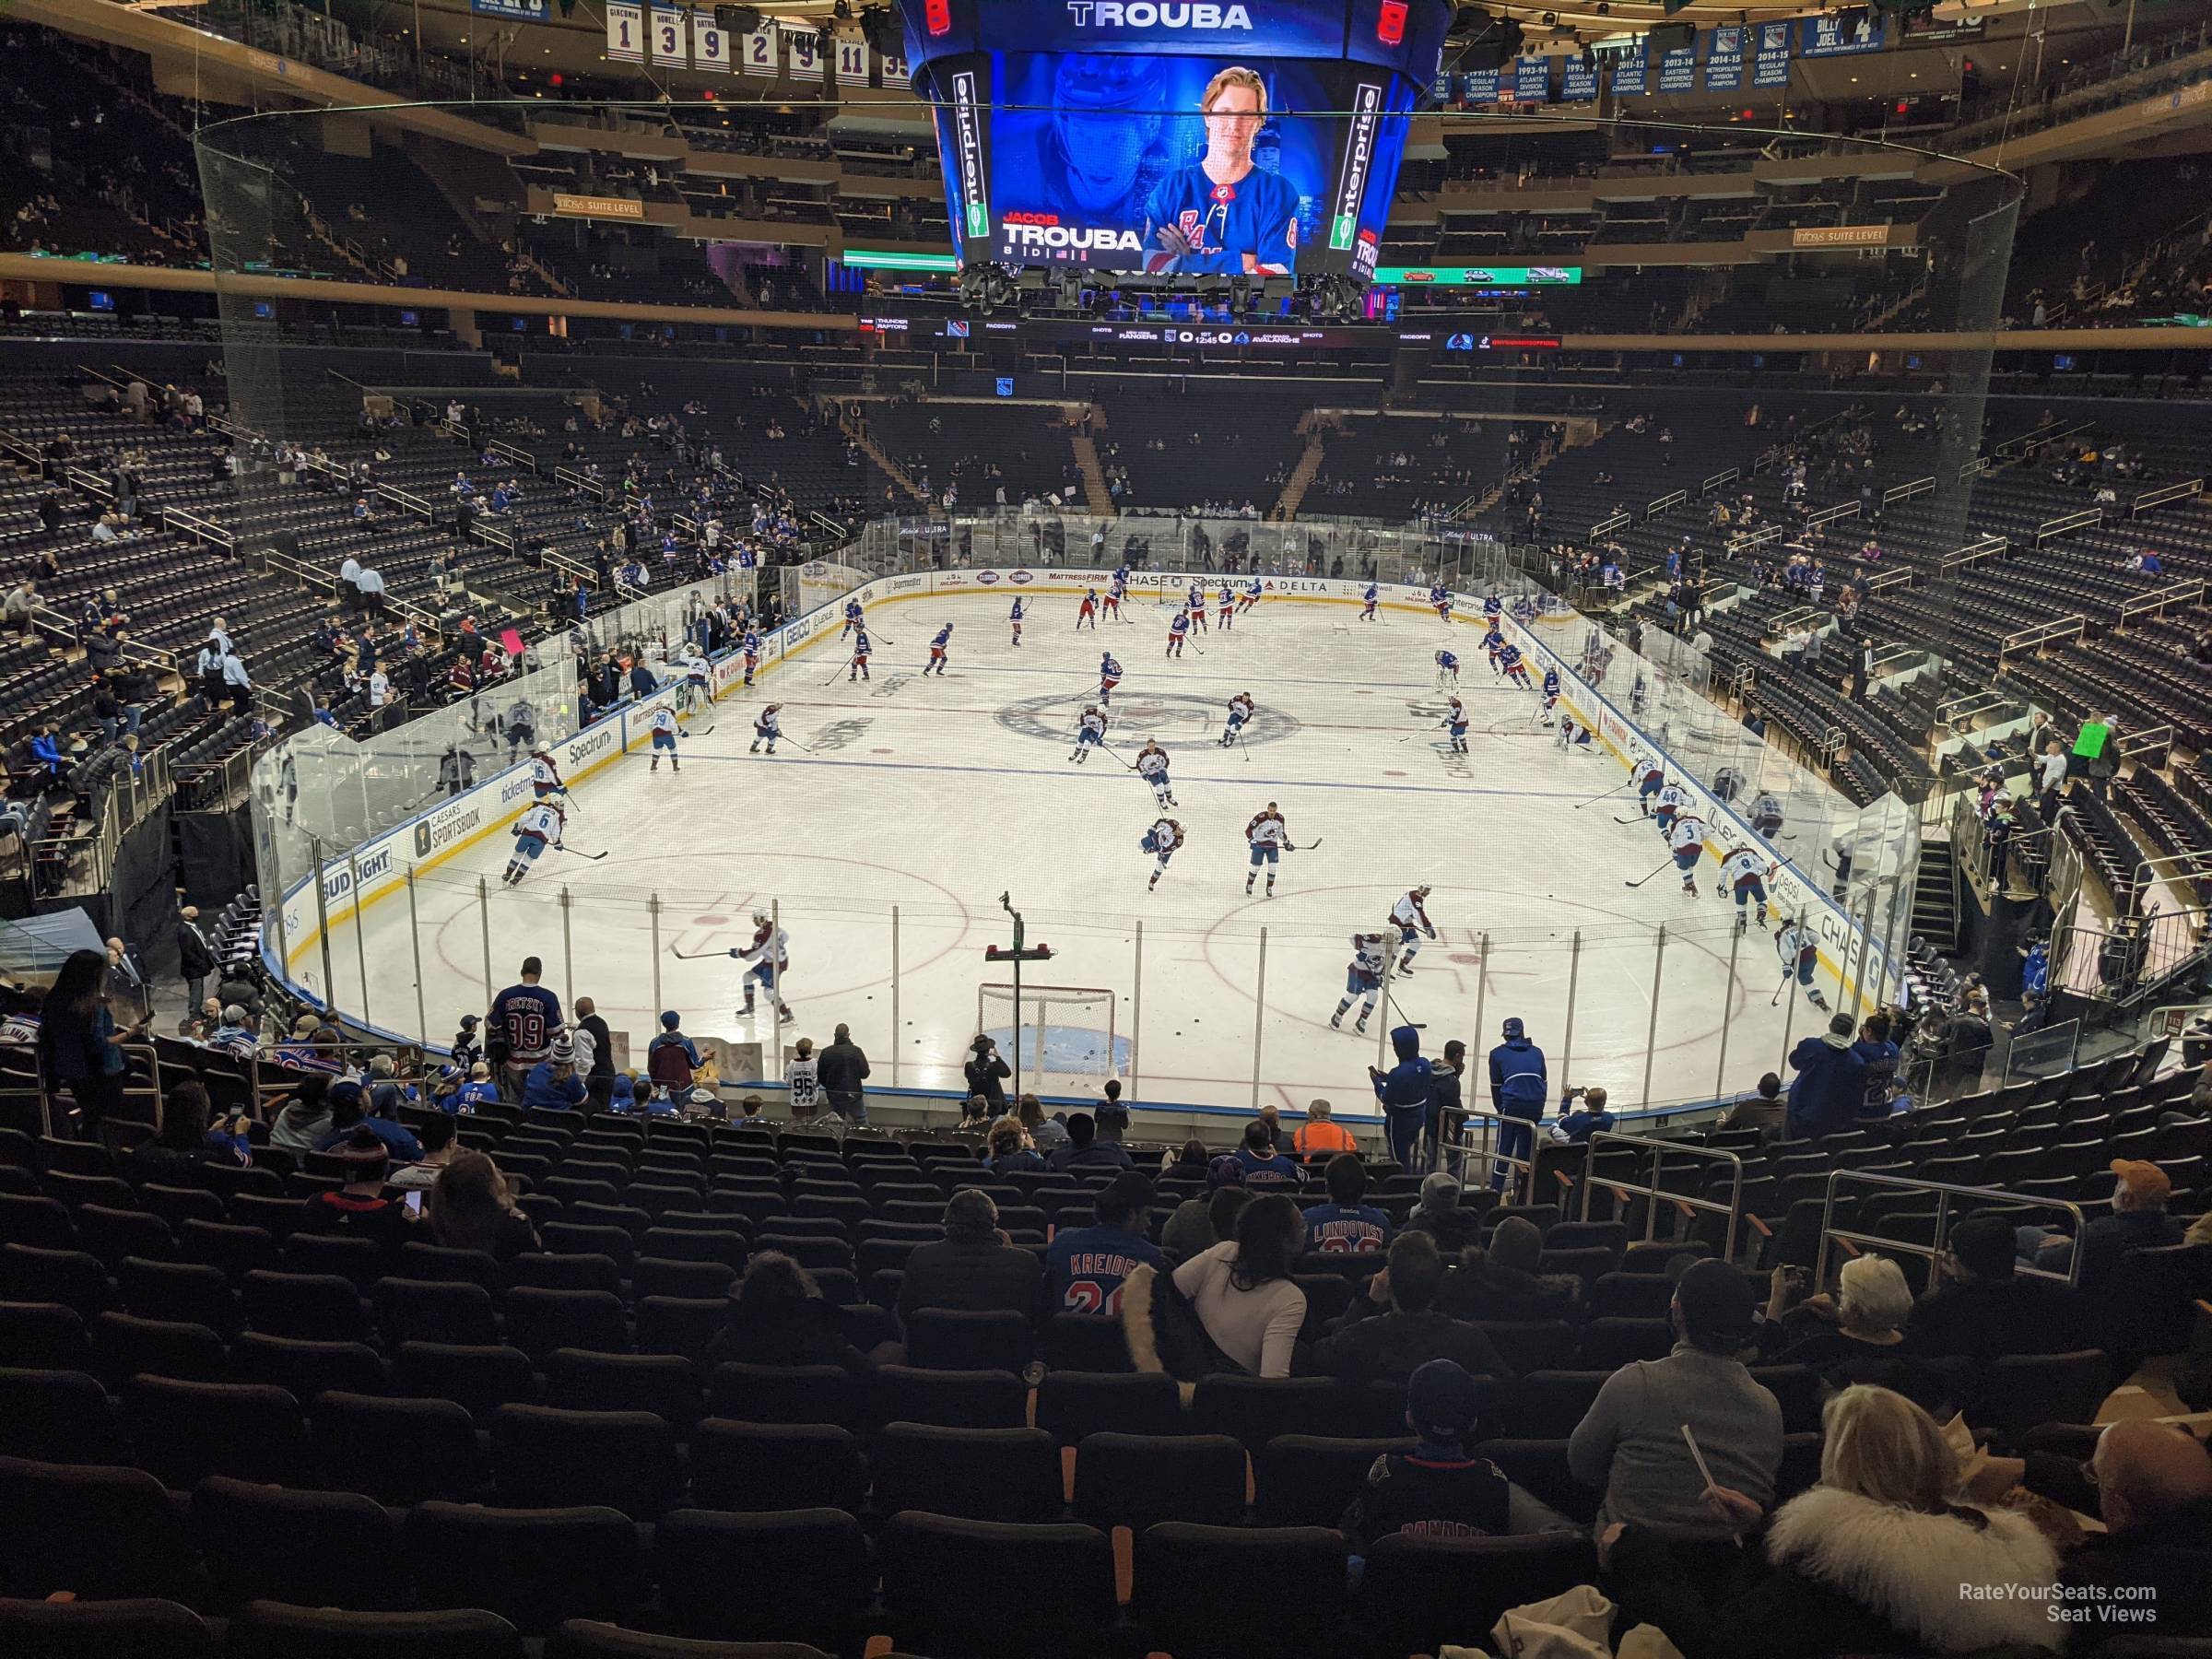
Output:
top-left (305, 574), bottom-right (1854, 1112)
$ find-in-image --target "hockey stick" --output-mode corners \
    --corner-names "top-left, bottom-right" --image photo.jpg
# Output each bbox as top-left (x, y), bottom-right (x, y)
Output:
top-left (1624, 856), bottom-right (1677, 889)
top-left (1385, 986), bottom-right (1428, 1031)
top-left (553, 843), bottom-right (609, 861)
top-left (668, 947), bottom-right (725, 960)
top-left (1574, 780), bottom-right (1631, 810)
top-left (1238, 726), bottom-right (1251, 764)
top-left (1291, 837), bottom-right (1324, 851)
top-left (1612, 813), bottom-right (1649, 827)
top-left (1770, 972), bottom-right (1791, 1007)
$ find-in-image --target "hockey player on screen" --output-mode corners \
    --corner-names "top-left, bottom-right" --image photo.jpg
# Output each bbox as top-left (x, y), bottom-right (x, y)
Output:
top-left (1540, 666), bottom-right (1561, 725)
top-left (1142, 68), bottom-right (1300, 278)
top-left (1077, 588), bottom-right (1099, 629)
top-left (1392, 887), bottom-right (1437, 974)
top-left (1186, 582), bottom-right (1207, 630)
top-left (841, 596), bottom-right (864, 640)
top-left (1166, 609), bottom-right (1190, 658)
top-left (1072, 704), bottom-right (1109, 764)
top-left (732, 911), bottom-right (792, 1023)
top-left (1441, 696), bottom-right (1469, 754)
top-left (1331, 931), bottom-right (1390, 1034)
top-left (1008, 597), bottom-right (1025, 648)
top-left (1775, 917), bottom-right (1829, 1009)
top-left (926, 623), bottom-right (952, 676)
top-left (1430, 583), bottom-right (1451, 623)
top-left (1141, 817), bottom-right (1184, 890)
top-left (1500, 641), bottom-right (1532, 690)
top-left (1216, 582), bottom-right (1235, 631)
top-left (846, 627), bottom-right (873, 683)
top-left (1135, 740), bottom-right (1176, 808)
top-left (1098, 652), bottom-right (1123, 703)
top-left (1221, 692), bottom-right (1255, 748)
top-left (1434, 649), bottom-right (1460, 688)
top-left (530, 747), bottom-right (565, 800)
top-left (740, 629), bottom-right (761, 688)
top-left (1360, 582), bottom-right (1380, 621)
top-left (1244, 801), bottom-right (1288, 896)
top-left (749, 702), bottom-right (782, 755)
top-left (502, 794), bottom-right (565, 888)
top-left (1669, 811), bottom-right (1707, 896)
top-left (648, 704), bottom-right (681, 774)
top-left (1717, 844), bottom-right (1771, 930)
top-left (1751, 790), bottom-right (1786, 840)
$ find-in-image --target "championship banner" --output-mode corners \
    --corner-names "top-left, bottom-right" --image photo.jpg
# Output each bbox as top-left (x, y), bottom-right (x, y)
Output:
top-left (1703, 26), bottom-right (1744, 93)
top-left (1656, 42), bottom-right (1695, 94)
top-left (1461, 65), bottom-right (1499, 103)
top-left (1560, 53), bottom-right (1597, 103)
top-left (1752, 21), bottom-right (1792, 89)
top-left (1610, 38), bottom-right (1647, 97)
top-left (1512, 54), bottom-right (1549, 103)
top-left (606, 1), bottom-right (643, 63)
top-left (692, 9), bottom-right (733, 73)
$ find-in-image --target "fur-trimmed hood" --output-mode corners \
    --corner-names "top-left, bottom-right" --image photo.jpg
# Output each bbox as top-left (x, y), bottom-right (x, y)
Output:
top-left (1763, 1486), bottom-right (2063, 1653)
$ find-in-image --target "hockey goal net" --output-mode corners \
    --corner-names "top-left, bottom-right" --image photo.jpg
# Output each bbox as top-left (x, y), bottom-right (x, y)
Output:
top-left (975, 983), bottom-right (1124, 1092)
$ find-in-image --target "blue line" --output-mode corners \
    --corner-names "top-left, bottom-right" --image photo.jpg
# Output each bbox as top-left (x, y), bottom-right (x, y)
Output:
top-left (659, 747), bottom-right (1602, 803)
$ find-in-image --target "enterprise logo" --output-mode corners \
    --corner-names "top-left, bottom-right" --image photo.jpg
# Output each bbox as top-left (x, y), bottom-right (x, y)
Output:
top-left (950, 72), bottom-right (989, 241)
top-left (1330, 82), bottom-right (1383, 253)
top-left (1065, 2), bottom-right (1253, 27)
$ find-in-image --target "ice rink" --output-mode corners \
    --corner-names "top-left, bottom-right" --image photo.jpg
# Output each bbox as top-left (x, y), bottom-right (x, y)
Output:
top-left (324, 586), bottom-right (1841, 1112)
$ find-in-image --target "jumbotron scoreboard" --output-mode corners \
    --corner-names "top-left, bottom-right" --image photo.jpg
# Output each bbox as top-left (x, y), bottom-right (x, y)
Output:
top-left (894, 0), bottom-right (1452, 282)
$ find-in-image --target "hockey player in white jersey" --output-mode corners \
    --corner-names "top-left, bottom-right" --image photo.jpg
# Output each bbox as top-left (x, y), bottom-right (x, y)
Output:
top-left (648, 704), bottom-right (681, 774)
top-left (1068, 705), bottom-right (1110, 765)
top-left (1556, 711), bottom-right (1594, 753)
top-left (1668, 811), bottom-right (1707, 896)
top-left (1635, 749), bottom-right (1666, 816)
top-left (1716, 844), bottom-right (1771, 929)
top-left (1750, 791), bottom-right (1785, 840)
top-left (1141, 817), bottom-right (1184, 891)
top-left (1391, 887), bottom-right (1437, 974)
top-left (677, 644), bottom-right (711, 711)
top-left (530, 747), bottom-right (565, 800)
top-left (1220, 692), bottom-right (1254, 748)
top-left (502, 794), bottom-right (565, 887)
top-left (1244, 802), bottom-right (1289, 897)
top-left (1441, 696), bottom-right (1468, 755)
top-left (1775, 917), bottom-right (1828, 1009)
top-left (749, 702), bottom-right (783, 755)
top-left (732, 911), bottom-right (793, 1023)
top-left (1331, 932), bottom-right (1391, 1034)
top-left (1135, 741), bottom-right (1175, 808)
top-left (1653, 778), bottom-right (1689, 838)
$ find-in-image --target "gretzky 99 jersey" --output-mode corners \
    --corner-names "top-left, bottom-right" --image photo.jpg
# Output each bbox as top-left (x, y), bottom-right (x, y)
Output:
top-left (1143, 165), bottom-right (1301, 276)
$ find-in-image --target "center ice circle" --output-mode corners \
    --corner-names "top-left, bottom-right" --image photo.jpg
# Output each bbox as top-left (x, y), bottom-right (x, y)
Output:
top-left (994, 690), bottom-right (1299, 752)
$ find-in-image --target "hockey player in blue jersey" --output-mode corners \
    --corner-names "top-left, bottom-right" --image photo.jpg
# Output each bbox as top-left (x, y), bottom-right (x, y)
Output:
top-left (1360, 582), bottom-right (1379, 621)
top-left (1077, 588), bottom-right (1099, 629)
top-left (740, 629), bottom-right (760, 688)
top-left (846, 627), bottom-right (872, 683)
top-left (1429, 583), bottom-right (1451, 623)
top-left (840, 597), bottom-right (864, 639)
top-left (1539, 666), bottom-right (1561, 725)
top-left (1216, 582), bottom-right (1235, 631)
top-left (1482, 592), bottom-right (1502, 625)
top-left (1142, 68), bottom-right (1300, 277)
top-left (1434, 649), bottom-right (1459, 688)
top-left (1482, 624), bottom-right (1507, 674)
top-left (1008, 597), bottom-right (1025, 648)
top-left (1166, 610), bottom-right (1190, 658)
top-left (1098, 652), bottom-right (1122, 704)
top-left (926, 623), bottom-right (952, 676)
top-left (1499, 641), bottom-right (1531, 689)
top-left (1186, 582), bottom-right (1207, 630)
top-left (1240, 576), bottom-right (1262, 614)
top-left (1441, 695), bottom-right (1468, 754)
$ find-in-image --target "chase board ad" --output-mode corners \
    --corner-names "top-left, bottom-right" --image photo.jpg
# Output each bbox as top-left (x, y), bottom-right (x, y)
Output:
top-left (900, 0), bottom-right (1448, 281)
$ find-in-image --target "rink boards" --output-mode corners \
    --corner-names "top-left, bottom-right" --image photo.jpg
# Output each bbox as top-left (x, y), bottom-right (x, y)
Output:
top-left (265, 564), bottom-right (1893, 1053)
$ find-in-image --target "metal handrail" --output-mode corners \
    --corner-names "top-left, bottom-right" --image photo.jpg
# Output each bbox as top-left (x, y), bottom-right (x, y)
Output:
top-left (2118, 580), bottom-right (2205, 625)
top-left (1644, 489), bottom-right (1687, 520)
top-left (1578, 1130), bottom-right (1744, 1260)
top-left (2036, 507), bottom-right (2103, 546)
top-left (1700, 468), bottom-right (1738, 497)
top-left (1881, 476), bottom-right (1936, 506)
top-left (2130, 477), bottom-right (2202, 517)
top-left (1817, 1169), bottom-right (2087, 1289)
top-left (1940, 535), bottom-right (2007, 574)
top-left (1807, 500), bottom-right (1861, 529)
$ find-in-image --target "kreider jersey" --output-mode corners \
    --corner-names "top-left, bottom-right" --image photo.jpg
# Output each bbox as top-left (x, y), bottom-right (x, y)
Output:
top-left (1143, 164), bottom-right (1300, 276)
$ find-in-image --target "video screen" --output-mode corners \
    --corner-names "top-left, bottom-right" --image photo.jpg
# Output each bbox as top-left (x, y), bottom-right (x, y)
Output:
top-left (929, 49), bottom-right (1412, 279)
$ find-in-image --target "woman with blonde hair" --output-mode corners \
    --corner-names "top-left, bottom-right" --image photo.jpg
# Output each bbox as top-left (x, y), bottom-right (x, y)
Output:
top-left (428, 1151), bottom-right (539, 1260)
top-left (1606, 1384), bottom-right (2062, 1658)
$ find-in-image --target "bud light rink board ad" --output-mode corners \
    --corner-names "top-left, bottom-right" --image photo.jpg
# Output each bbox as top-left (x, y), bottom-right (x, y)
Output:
top-left (898, 0), bottom-right (1451, 280)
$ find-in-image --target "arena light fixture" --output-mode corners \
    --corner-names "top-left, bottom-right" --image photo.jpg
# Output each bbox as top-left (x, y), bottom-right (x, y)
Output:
top-left (715, 6), bottom-right (762, 31)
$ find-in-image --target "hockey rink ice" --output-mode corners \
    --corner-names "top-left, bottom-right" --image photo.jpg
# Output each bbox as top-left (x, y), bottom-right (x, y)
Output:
top-left (323, 588), bottom-right (1838, 1113)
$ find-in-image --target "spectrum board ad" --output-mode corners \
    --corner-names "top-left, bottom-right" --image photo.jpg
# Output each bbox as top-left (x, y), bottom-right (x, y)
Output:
top-left (897, 0), bottom-right (1448, 281)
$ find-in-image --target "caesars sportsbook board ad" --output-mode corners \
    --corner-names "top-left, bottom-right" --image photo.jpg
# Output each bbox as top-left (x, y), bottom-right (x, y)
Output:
top-left (895, 0), bottom-right (1451, 279)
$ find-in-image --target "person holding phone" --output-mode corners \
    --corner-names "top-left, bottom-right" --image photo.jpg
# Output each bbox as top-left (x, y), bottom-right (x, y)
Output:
top-left (38, 947), bottom-right (146, 1138)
